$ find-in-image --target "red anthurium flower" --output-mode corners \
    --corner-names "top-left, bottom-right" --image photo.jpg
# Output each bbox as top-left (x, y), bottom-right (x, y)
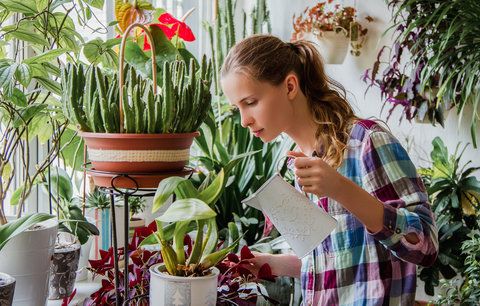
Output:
top-left (143, 11), bottom-right (195, 51)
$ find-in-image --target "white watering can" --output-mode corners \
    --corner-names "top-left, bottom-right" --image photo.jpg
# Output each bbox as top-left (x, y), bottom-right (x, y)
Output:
top-left (242, 173), bottom-right (337, 258)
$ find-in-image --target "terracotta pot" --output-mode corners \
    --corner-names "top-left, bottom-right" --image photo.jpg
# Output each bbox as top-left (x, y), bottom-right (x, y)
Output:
top-left (0, 272), bottom-right (15, 306)
top-left (48, 233), bottom-right (81, 300)
top-left (80, 131), bottom-right (200, 174)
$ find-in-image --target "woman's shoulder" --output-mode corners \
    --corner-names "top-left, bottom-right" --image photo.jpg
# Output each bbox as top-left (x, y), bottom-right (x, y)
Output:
top-left (350, 118), bottom-right (392, 143)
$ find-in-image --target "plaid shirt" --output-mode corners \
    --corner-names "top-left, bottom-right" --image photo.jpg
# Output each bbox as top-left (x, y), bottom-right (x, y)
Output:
top-left (295, 120), bottom-right (438, 305)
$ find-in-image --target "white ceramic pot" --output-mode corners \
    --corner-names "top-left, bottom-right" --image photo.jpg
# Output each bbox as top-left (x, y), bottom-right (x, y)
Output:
top-left (0, 218), bottom-right (58, 306)
top-left (304, 31), bottom-right (349, 64)
top-left (75, 235), bottom-right (93, 281)
top-left (149, 264), bottom-right (218, 306)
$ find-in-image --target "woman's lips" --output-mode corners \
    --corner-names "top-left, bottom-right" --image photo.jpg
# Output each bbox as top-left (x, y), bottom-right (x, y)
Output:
top-left (253, 129), bottom-right (264, 137)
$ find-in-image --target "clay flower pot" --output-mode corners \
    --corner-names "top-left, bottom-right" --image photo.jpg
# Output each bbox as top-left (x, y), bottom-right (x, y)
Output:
top-left (48, 233), bottom-right (81, 300)
top-left (0, 272), bottom-right (15, 306)
top-left (80, 131), bottom-right (200, 174)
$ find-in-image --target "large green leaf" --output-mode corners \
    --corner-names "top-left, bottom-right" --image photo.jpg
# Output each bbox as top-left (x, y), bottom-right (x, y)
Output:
top-left (24, 49), bottom-right (68, 65)
top-left (59, 129), bottom-right (84, 171)
top-left (152, 176), bottom-right (187, 213)
top-left (34, 76), bottom-right (62, 95)
top-left (0, 0), bottom-right (37, 14)
top-left (14, 63), bottom-right (31, 87)
top-left (0, 60), bottom-right (17, 89)
top-left (198, 169), bottom-right (225, 206)
top-left (6, 88), bottom-right (27, 107)
top-left (44, 167), bottom-right (73, 201)
top-left (0, 213), bottom-right (54, 251)
top-left (84, 0), bottom-right (104, 9)
top-left (13, 104), bottom-right (47, 127)
top-left (3, 25), bottom-right (49, 46)
top-left (156, 199), bottom-right (216, 223)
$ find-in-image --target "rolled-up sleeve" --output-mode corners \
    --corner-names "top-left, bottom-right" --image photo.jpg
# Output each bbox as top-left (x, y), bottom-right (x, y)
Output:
top-left (361, 130), bottom-right (439, 267)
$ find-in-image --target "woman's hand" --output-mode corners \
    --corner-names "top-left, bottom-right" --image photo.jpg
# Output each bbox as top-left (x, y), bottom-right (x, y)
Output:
top-left (245, 252), bottom-right (301, 278)
top-left (287, 150), bottom-right (345, 199)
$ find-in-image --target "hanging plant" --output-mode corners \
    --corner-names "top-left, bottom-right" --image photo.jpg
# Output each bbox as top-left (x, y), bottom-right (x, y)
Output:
top-left (291, 1), bottom-right (372, 60)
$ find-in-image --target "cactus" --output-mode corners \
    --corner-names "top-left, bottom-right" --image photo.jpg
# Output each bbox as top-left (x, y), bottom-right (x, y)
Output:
top-left (60, 59), bottom-right (212, 134)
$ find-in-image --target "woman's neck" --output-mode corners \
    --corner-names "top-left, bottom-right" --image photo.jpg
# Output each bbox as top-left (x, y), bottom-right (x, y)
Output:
top-left (283, 94), bottom-right (318, 157)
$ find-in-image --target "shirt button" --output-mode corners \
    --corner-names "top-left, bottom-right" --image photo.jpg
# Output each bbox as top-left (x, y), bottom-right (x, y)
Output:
top-left (395, 228), bottom-right (401, 234)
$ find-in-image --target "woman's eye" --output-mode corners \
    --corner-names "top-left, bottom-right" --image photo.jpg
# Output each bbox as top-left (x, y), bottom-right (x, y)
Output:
top-left (245, 100), bottom-right (257, 106)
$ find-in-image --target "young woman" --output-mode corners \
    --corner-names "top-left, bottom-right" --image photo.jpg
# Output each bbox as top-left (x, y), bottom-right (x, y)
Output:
top-left (220, 35), bottom-right (438, 305)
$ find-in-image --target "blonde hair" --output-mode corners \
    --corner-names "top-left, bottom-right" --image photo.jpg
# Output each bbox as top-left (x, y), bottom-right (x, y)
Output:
top-left (221, 34), bottom-right (358, 168)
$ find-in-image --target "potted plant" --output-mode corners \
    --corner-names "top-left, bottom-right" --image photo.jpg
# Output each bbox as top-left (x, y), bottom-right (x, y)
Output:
top-left (140, 165), bottom-right (248, 305)
top-left (0, 272), bottom-right (15, 306)
top-left (291, 1), bottom-right (372, 63)
top-left (40, 167), bottom-right (99, 298)
top-left (60, 9), bottom-right (213, 189)
top-left (417, 137), bottom-right (480, 297)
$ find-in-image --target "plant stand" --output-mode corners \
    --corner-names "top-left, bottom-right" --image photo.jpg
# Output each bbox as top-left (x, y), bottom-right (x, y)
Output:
top-left (87, 167), bottom-right (193, 306)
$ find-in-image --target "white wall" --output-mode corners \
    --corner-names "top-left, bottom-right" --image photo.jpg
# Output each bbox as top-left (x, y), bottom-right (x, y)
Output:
top-left (263, 0), bottom-right (480, 170)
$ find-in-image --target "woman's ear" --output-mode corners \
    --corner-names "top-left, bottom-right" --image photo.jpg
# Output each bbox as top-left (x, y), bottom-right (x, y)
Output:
top-left (285, 73), bottom-right (300, 100)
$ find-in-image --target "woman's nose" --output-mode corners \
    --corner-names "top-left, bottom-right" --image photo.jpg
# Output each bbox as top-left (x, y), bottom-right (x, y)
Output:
top-left (240, 112), bottom-right (254, 128)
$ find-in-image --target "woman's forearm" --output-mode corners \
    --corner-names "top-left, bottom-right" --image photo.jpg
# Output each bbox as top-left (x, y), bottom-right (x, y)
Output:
top-left (331, 176), bottom-right (419, 244)
top-left (273, 254), bottom-right (301, 278)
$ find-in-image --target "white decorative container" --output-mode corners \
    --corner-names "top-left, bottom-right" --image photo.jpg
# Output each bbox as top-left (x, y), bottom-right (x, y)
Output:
top-left (0, 218), bottom-right (58, 306)
top-left (149, 264), bottom-right (219, 306)
top-left (304, 31), bottom-right (349, 64)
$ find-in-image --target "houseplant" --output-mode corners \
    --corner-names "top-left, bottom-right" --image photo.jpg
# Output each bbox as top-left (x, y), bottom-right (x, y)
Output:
top-left (291, 1), bottom-right (373, 63)
top-left (417, 137), bottom-right (480, 296)
top-left (40, 167), bottom-right (99, 298)
top-left (365, 0), bottom-right (480, 146)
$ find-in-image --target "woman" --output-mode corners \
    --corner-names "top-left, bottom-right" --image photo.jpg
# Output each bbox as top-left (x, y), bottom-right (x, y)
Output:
top-left (220, 34), bottom-right (438, 305)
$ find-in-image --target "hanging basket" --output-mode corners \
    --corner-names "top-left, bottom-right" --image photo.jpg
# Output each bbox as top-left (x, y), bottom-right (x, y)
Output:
top-left (81, 23), bottom-right (199, 183)
top-left (305, 31), bottom-right (349, 64)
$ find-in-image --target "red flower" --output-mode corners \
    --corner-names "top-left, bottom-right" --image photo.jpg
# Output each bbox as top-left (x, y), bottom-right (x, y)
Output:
top-left (143, 12), bottom-right (195, 51)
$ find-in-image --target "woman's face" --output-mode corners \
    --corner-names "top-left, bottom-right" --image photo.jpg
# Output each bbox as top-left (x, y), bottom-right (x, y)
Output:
top-left (221, 72), bottom-right (294, 142)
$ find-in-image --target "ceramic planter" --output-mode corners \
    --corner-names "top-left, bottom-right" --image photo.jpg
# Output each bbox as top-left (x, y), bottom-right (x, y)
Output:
top-left (0, 272), bottom-right (15, 306)
top-left (304, 31), bottom-right (349, 64)
top-left (0, 218), bottom-right (58, 306)
top-left (48, 233), bottom-right (81, 300)
top-left (80, 131), bottom-right (200, 174)
top-left (149, 264), bottom-right (219, 306)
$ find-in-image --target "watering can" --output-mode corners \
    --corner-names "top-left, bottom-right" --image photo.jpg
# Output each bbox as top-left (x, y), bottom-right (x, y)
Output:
top-left (242, 173), bottom-right (337, 258)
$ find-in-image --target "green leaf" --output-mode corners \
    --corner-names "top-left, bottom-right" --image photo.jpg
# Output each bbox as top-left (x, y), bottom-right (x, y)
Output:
top-left (0, 213), bottom-right (54, 251)
top-left (199, 169), bottom-right (224, 206)
top-left (0, 60), bottom-right (17, 89)
top-left (1, 162), bottom-right (13, 183)
top-left (28, 113), bottom-right (53, 143)
top-left (44, 167), bottom-right (73, 201)
top-left (36, 0), bottom-right (49, 12)
top-left (84, 0), bottom-right (104, 9)
top-left (14, 63), bottom-right (31, 87)
top-left (34, 76), bottom-right (62, 95)
top-left (152, 176), bottom-right (187, 213)
top-left (10, 184), bottom-right (25, 206)
top-left (0, 0), bottom-right (37, 14)
top-left (13, 104), bottom-right (47, 127)
top-left (3, 25), bottom-right (49, 46)
top-left (156, 199), bottom-right (216, 223)
top-left (6, 88), bottom-right (27, 107)
top-left (24, 49), bottom-right (68, 64)
top-left (59, 129), bottom-right (84, 171)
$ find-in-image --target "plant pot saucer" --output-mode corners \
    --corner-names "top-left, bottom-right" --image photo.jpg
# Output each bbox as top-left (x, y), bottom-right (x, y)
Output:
top-left (87, 167), bottom-right (194, 189)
